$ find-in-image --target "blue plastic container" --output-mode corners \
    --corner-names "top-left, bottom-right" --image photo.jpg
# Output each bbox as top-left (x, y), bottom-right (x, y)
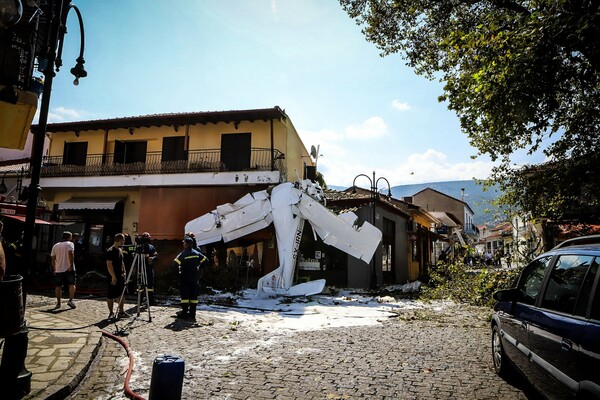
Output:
top-left (148, 355), bottom-right (185, 400)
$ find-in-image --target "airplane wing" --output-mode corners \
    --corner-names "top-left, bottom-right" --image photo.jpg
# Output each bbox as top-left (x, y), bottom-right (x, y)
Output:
top-left (295, 193), bottom-right (381, 263)
top-left (184, 190), bottom-right (273, 245)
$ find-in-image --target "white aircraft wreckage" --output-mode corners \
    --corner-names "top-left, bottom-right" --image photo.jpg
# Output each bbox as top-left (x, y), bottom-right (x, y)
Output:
top-left (185, 180), bottom-right (382, 297)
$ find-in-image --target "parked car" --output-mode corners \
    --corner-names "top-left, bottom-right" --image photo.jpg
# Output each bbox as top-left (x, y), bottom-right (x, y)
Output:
top-left (491, 235), bottom-right (600, 399)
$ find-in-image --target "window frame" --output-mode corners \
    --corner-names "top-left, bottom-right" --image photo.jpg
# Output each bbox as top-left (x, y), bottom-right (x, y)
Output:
top-left (516, 255), bottom-right (553, 306)
top-left (539, 254), bottom-right (596, 316)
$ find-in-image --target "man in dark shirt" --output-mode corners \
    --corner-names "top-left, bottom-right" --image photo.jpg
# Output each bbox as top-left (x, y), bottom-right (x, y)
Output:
top-left (106, 233), bottom-right (128, 321)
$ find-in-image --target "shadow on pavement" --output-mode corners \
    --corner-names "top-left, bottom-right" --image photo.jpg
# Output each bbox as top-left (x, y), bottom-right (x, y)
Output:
top-left (502, 370), bottom-right (545, 400)
top-left (164, 316), bottom-right (211, 332)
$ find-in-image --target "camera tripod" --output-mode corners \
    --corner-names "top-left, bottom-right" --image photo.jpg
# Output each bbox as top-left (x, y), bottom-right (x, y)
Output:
top-left (120, 250), bottom-right (152, 322)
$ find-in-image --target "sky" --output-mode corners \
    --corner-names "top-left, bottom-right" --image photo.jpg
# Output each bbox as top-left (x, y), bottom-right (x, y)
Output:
top-left (30, 0), bottom-right (545, 188)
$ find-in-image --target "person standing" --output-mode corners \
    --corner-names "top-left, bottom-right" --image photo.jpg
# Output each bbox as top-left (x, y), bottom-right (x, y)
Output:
top-left (121, 233), bottom-right (136, 293)
top-left (106, 233), bottom-right (129, 321)
top-left (71, 232), bottom-right (86, 275)
top-left (140, 232), bottom-right (158, 305)
top-left (50, 231), bottom-right (77, 310)
top-left (173, 236), bottom-right (207, 320)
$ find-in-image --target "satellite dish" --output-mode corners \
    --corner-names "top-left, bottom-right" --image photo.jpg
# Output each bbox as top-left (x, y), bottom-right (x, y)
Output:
top-left (310, 145), bottom-right (317, 159)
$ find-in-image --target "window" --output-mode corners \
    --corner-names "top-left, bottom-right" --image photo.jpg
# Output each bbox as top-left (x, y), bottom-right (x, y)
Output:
top-left (517, 256), bottom-right (552, 305)
top-left (575, 258), bottom-right (598, 317)
top-left (382, 244), bottom-right (392, 272)
top-left (114, 141), bottom-right (147, 164)
top-left (63, 142), bottom-right (88, 166)
top-left (162, 136), bottom-right (187, 162)
top-left (592, 269), bottom-right (600, 321)
top-left (382, 218), bottom-right (394, 271)
top-left (541, 255), bottom-right (595, 314)
top-left (221, 133), bottom-right (251, 171)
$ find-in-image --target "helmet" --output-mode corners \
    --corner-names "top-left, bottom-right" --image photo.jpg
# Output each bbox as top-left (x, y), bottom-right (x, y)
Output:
top-left (142, 232), bottom-right (151, 238)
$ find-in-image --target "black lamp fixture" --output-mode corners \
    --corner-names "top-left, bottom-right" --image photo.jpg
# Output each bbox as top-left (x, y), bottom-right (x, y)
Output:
top-left (0, 0), bottom-right (23, 28)
top-left (55, 3), bottom-right (86, 86)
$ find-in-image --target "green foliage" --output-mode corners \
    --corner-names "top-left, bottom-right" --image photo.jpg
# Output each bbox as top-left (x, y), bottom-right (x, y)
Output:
top-left (340, 0), bottom-right (600, 222)
top-left (421, 261), bottom-right (523, 307)
top-left (316, 171), bottom-right (327, 189)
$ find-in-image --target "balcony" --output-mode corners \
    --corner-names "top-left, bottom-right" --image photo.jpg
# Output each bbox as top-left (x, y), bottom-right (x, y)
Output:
top-left (41, 148), bottom-right (285, 178)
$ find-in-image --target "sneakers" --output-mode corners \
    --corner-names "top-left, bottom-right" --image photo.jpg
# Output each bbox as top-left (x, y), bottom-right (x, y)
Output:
top-left (52, 303), bottom-right (61, 310)
top-left (67, 300), bottom-right (76, 309)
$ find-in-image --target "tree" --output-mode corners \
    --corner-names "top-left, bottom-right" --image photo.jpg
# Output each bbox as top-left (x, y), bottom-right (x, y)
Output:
top-left (316, 171), bottom-right (328, 189)
top-left (340, 0), bottom-right (600, 222)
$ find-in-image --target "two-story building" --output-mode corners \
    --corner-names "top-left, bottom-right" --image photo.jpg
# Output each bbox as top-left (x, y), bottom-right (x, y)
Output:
top-left (406, 187), bottom-right (477, 241)
top-left (33, 106), bottom-right (314, 288)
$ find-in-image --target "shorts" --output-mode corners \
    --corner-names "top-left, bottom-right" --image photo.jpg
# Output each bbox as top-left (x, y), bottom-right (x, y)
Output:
top-left (55, 271), bottom-right (76, 287)
top-left (107, 276), bottom-right (126, 299)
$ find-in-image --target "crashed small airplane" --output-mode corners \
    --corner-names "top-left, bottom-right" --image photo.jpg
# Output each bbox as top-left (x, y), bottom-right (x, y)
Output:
top-left (185, 180), bottom-right (382, 297)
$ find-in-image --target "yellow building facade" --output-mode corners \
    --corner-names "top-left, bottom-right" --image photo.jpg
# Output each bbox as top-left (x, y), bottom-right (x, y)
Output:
top-left (36, 107), bottom-right (313, 274)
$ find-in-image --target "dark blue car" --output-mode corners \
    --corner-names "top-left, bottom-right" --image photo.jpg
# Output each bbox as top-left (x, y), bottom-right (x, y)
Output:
top-left (491, 236), bottom-right (600, 399)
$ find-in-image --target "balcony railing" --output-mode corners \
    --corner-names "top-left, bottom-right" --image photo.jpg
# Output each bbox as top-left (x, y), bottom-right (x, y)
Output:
top-left (41, 148), bottom-right (285, 178)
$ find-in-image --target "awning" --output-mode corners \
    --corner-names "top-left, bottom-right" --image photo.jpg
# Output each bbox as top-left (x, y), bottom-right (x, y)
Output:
top-left (1, 214), bottom-right (61, 225)
top-left (57, 197), bottom-right (125, 211)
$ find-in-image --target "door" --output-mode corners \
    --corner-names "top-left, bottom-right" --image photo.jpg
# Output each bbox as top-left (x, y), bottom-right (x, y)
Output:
top-left (382, 218), bottom-right (395, 283)
top-left (528, 255), bottom-right (598, 399)
top-left (161, 136), bottom-right (187, 173)
top-left (114, 141), bottom-right (147, 164)
top-left (63, 142), bottom-right (88, 166)
top-left (498, 256), bottom-right (553, 375)
top-left (162, 136), bottom-right (187, 162)
top-left (221, 132), bottom-right (251, 171)
top-left (580, 273), bottom-right (600, 396)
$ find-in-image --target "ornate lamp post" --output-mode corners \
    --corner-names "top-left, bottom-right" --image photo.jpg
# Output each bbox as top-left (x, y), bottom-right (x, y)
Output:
top-left (352, 171), bottom-right (391, 289)
top-left (23, 0), bottom-right (86, 297)
top-left (0, 1), bottom-right (86, 396)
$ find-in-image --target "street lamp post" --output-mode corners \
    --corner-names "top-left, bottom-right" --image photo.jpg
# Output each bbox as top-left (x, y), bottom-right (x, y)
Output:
top-left (4, 1), bottom-right (86, 397)
top-left (23, 0), bottom-right (86, 299)
top-left (352, 171), bottom-right (391, 290)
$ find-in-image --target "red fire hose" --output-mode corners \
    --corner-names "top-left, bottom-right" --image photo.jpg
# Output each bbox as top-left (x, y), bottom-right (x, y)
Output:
top-left (101, 330), bottom-right (146, 400)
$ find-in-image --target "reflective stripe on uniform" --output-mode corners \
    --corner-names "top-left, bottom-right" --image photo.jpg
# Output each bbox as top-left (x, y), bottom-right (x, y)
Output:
top-left (190, 300), bottom-right (199, 304)
top-left (180, 299), bottom-right (190, 304)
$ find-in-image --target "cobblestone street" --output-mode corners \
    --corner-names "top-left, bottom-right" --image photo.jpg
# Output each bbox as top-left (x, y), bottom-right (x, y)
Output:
top-left (25, 293), bottom-right (532, 399)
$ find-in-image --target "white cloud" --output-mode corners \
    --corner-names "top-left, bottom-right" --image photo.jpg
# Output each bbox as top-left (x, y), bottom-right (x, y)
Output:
top-left (391, 99), bottom-right (411, 111)
top-left (53, 106), bottom-right (83, 119)
top-left (319, 148), bottom-right (496, 188)
top-left (38, 106), bottom-right (94, 124)
top-left (345, 117), bottom-right (388, 139)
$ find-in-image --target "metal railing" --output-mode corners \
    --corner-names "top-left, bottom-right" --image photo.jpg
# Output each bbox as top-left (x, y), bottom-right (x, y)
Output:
top-left (41, 148), bottom-right (285, 177)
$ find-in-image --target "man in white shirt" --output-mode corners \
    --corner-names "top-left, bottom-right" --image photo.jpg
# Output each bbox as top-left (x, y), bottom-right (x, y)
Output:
top-left (51, 231), bottom-right (77, 310)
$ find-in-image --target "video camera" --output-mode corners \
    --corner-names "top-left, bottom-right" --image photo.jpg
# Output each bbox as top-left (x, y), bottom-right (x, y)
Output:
top-left (134, 233), bottom-right (152, 254)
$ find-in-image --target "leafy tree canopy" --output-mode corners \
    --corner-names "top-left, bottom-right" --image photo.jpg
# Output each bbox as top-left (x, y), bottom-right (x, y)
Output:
top-left (340, 0), bottom-right (600, 222)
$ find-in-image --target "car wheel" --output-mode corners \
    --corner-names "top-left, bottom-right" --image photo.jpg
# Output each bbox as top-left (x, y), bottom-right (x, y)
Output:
top-left (492, 324), bottom-right (509, 376)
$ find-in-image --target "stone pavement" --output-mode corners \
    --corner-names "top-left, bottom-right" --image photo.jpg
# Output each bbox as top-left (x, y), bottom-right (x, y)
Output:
top-left (18, 293), bottom-right (535, 400)
top-left (23, 297), bottom-right (102, 400)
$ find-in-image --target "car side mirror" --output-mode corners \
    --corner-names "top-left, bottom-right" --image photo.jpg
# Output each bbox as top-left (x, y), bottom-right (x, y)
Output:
top-left (493, 288), bottom-right (523, 302)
